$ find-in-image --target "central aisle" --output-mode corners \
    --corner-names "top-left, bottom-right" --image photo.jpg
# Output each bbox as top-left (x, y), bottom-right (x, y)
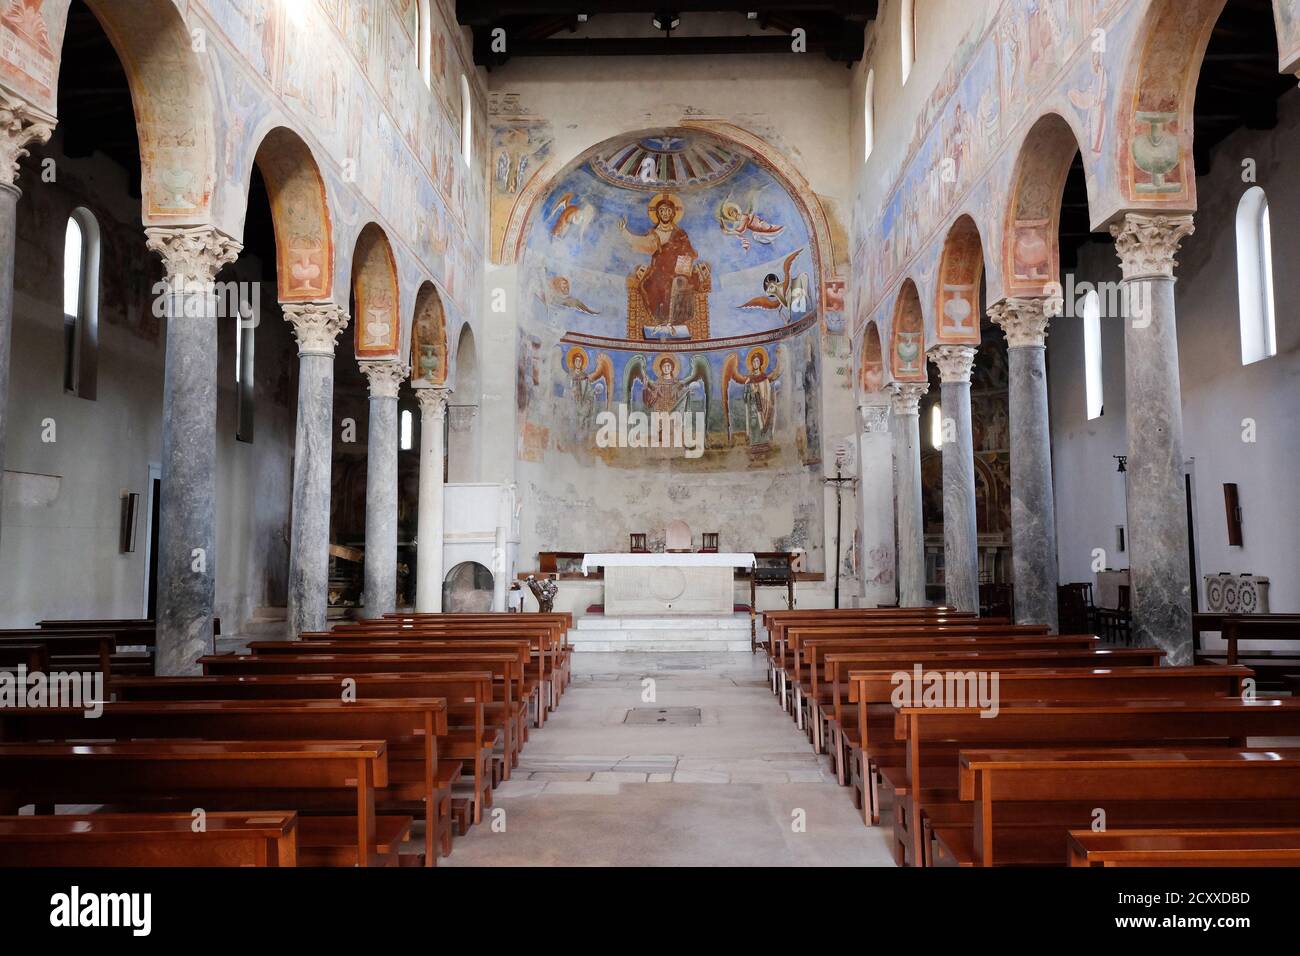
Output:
top-left (444, 651), bottom-right (896, 866)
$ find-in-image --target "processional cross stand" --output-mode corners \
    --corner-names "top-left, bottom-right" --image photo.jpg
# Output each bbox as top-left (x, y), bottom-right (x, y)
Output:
top-left (824, 444), bottom-right (858, 610)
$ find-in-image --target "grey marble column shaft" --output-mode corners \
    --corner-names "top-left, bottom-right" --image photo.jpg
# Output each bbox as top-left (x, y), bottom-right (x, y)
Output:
top-left (857, 401), bottom-right (896, 607)
top-left (283, 303), bottom-right (349, 638)
top-left (0, 98), bottom-right (53, 550)
top-left (145, 227), bottom-right (241, 674)
top-left (360, 361), bottom-right (407, 618)
top-left (890, 382), bottom-right (928, 607)
top-left (929, 346), bottom-right (979, 613)
top-left (1111, 213), bottom-right (1196, 664)
top-left (991, 298), bottom-right (1060, 632)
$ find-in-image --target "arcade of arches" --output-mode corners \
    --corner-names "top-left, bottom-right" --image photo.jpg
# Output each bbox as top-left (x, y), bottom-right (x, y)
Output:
top-left (0, 1), bottom-right (1297, 868)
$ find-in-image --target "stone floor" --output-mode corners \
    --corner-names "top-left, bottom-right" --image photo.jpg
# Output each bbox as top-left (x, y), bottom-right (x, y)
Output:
top-left (442, 651), bottom-right (896, 866)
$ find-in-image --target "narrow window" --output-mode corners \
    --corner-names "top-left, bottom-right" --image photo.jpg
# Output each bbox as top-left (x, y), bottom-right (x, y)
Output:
top-left (900, 0), bottom-right (916, 85)
top-left (235, 295), bottom-right (255, 443)
top-left (863, 69), bottom-right (876, 162)
top-left (418, 0), bottom-right (433, 89)
top-left (63, 209), bottom-right (99, 399)
top-left (1082, 290), bottom-right (1103, 420)
top-left (460, 74), bottom-right (472, 168)
top-left (401, 408), bottom-right (414, 451)
top-left (1236, 186), bottom-right (1278, 364)
top-left (930, 402), bottom-right (943, 449)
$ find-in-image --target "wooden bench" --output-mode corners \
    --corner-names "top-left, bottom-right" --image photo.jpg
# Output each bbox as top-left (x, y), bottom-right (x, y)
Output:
top-left (0, 698), bottom-right (449, 866)
top-left (0, 629), bottom-right (154, 677)
top-left (0, 643), bottom-right (49, 672)
top-left (1066, 828), bottom-right (1300, 867)
top-left (940, 746), bottom-right (1300, 867)
top-left (111, 671), bottom-right (494, 836)
top-left (0, 740), bottom-right (406, 867)
top-left (0, 812), bottom-right (299, 867)
top-left (895, 697), bottom-right (1300, 867)
top-left (1193, 614), bottom-right (1300, 688)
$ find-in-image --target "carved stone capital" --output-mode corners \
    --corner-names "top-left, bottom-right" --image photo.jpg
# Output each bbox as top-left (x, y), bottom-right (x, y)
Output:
top-left (888, 381), bottom-right (928, 417)
top-left (282, 301), bottom-right (349, 357)
top-left (0, 90), bottom-right (54, 190)
top-left (144, 225), bottom-right (241, 289)
top-left (858, 402), bottom-right (891, 435)
top-left (927, 344), bottom-right (977, 383)
top-left (360, 360), bottom-right (409, 399)
top-left (415, 386), bottom-right (451, 421)
top-left (989, 297), bottom-right (1053, 349)
top-left (1109, 212), bottom-right (1195, 281)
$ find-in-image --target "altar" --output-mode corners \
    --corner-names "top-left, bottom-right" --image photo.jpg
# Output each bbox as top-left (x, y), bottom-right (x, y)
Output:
top-left (581, 553), bottom-right (756, 615)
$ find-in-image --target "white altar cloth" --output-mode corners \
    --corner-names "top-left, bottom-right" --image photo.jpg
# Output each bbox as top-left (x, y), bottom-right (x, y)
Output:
top-left (580, 553), bottom-right (757, 574)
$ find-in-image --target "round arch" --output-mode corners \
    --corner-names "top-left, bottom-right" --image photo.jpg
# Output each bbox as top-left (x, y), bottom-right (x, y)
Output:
top-left (351, 223), bottom-right (400, 360)
top-left (889, 279), bottom-right (926, 382)
top-left (43, 0), bottom-right (219, 225)
top-left (448, 322), bottom-right (480, 483)
top-left (934, 214), bottom-right (986, 344)
top-left (859, 320), bottom-right (886, 394)
top-left (410, 281), bottom-right (449, 386)
top-left (1002, 112), bottom-right (1091, 298)
top-left (250, 127), bottom-right (334, 303)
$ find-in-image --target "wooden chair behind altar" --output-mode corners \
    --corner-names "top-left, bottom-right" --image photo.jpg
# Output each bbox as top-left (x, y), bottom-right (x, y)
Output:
top-left (629, 533), bottom-right (648, 553)
top-left (665, 520), bottom-right (692, 553)
top-left (700, 532), bottom-right (719, 553)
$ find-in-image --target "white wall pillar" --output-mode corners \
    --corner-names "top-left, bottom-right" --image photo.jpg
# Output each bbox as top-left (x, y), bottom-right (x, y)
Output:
top-left (415, 386), bottom-right (450, 611)
top-left (857, 399), bottom-right (896, 607)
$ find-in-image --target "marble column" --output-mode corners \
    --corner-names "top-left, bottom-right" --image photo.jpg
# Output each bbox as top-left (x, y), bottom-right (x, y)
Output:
top-left (890, 381), bottom-right (928, 607)
top-left (0, 94), bottom-right (53, 550)
top-left (990, 297), bottom-right (1060, 632)
top-left (359, 361), bottom-right (407, 618)
top-left (857, 400), bottom-right (896, 607)
top-left (415, 386), bottom-right (450, 612)
top-left (282, 302), bottom-right (349, 638)
top-left (928, 345), bottom-right (980, 613)
top-left (1110, 212), bottom-right (1196, 664)
top-left (144, 226), bottom-right (242, 674)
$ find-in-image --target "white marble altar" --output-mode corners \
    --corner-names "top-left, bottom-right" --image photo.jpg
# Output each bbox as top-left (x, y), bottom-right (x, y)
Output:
top-left (582, 553), bottom-right (756, 616)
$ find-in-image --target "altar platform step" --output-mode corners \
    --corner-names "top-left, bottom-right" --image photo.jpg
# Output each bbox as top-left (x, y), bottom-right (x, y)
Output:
top-left (570, 613), bottom-right (753, 652)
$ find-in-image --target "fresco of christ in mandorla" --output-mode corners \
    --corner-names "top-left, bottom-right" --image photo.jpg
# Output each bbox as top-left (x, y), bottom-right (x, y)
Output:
top-left (620, 192), bottom-right (711, 341)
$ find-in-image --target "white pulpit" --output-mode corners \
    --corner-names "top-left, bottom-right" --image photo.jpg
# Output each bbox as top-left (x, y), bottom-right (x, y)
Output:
top-left (582, 553), bottom-right (756, 615)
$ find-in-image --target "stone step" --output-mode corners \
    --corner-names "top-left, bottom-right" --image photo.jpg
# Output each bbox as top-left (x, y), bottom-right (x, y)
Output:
top-left (570, 613), bottom-right (753, 652)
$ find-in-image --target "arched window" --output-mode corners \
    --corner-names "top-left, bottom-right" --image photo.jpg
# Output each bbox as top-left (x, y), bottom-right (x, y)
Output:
top-left (900, 0), bottom-right (916, 85)
top-left (417, 0), bottom-right (433, 89)
top-left (460, 74), bottom-right (472, 168)
top-left (1236, 186), bottom-right (1277, 365)
top-left (63, 208), bottom-right (100, 399)
top-left (929, 401), bottom-right (943, 449)
top-left (1082, 290), bottom-right (1103, 420)
top-left (400, 408), bottom-right (414, 451)
top-left (863, 69), bottom-right (875, 162)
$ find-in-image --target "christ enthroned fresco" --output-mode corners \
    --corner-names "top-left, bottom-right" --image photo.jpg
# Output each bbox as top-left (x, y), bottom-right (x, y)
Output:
top-left (621, 192), bottom-right (712, 341)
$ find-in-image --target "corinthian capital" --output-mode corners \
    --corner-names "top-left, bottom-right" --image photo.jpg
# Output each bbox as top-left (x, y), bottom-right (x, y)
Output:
top-left (0, 90), bottom-right (54, 189)
top-left (283, 301), bottom-right (349, 357)
top-left (360, 360), bottom-right (410, 399)
top-left (144, 225), bottom-right (241, 288)
top-left (989, 297), bottom-right (1053, 349)
top-left (1109, 213), bottom-right (1195, 281)
top-left (415, 386), bottom-right (451, 421)
top-left (927, 344), bottom-right (977, 383)
top-left (888, 381), bottom-right (928, 417)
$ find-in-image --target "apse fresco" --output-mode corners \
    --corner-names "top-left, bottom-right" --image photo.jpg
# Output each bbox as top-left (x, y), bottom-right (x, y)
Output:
top-left (518, 129), bottom-right (824, 470)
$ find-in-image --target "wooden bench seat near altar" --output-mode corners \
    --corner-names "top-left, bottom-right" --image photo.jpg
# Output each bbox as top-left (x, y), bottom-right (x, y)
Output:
top-left (837, 664), bottom-right (1250, 817)
top-left (0, 812), bottom-right (300, 867)
top-left (110, 671), bottom-right (492, 842)
top-left (0, 740), bottom-right (406, 867)
top-left (1065, 828), bottom-right (1300, 867)
top-left (1193, 614), bottom-right (1300, 689)
top-left (198, 653), bottom-right (517, 817)
top-left (0, 642), bottom-right (49, 672)
top-left (0, 698), bottom-right (450, 865)
top-left (891, 698), bottom-right (1300, 867)
top-left (0, 628), bottom-right (155, 677)
top-left (762, 607), bottom-right (973, 662)
top-left (931, 747), bottom-right (1300, 868)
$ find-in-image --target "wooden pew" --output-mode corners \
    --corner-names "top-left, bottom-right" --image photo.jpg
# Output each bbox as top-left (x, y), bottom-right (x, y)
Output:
top-left (111, 671), bottom-right (493, 837)
top-left (0, 643), bottom-right (49, 672)
top-left (0, 698), bottom-right (448, 866)
top-left (0, 812), bottom-right (299, 867)
top-left (0, 629), bottom-right (153, 677)
top-left (1066, 828), bottom-right (1300, 867)
top-left (0, 740), bottom-right (405, 867)
top-left (942, 747), bottom-right (1300, 867)
top-left (895, 697), bottom-right (1300, 867)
